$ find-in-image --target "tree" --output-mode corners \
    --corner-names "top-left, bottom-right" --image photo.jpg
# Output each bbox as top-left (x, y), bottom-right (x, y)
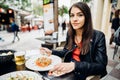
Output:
top-left (83, 0), bottom-right (91, 3)
top-left (58, 5), bottom-right (68, 17)
top-left (20, 0), bottom-right (31, 11)
top-left (0, 0), bottom-right (9, 10)
top-left (33, 5), bottom-right (43, 16)
top-left (58, 5), bottom-right (68, 23)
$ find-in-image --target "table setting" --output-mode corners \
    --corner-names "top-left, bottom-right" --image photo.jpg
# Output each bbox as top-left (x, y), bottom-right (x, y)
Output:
top-left (0, 49), bottom-right (75, 80)
top-left (0, 70), bottom-right (43, 80)
top-left (0, 49), bottom-right (16, 64)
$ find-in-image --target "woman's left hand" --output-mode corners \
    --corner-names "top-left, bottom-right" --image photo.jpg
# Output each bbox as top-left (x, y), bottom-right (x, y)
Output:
top-left (48, 62), bottom-right (75, 76)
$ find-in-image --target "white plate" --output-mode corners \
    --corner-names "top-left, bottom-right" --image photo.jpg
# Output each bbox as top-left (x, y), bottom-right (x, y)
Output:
top-left (25, 55), bottom-right (62, 71)
top-left (0, 70), bottom-right (42, 80)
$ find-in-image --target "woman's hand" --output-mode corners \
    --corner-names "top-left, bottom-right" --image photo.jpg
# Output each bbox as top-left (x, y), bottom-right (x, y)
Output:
top-left (40, 47), bottom-right (52, 56)
top-left (48, 62), bottom-right (75, 76)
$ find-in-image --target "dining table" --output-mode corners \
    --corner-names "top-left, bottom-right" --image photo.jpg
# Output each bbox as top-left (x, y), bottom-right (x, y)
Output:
top-left (0, 49), bottom-right (75, 80)
top-left (37, 34), bottom-right (66, 49)
top-left (0, 62), bottom-right (75, 80)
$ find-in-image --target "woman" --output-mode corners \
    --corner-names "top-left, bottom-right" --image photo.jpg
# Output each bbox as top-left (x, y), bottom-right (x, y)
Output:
top-left (40, 2), bottom-right (108, 80)
top-left (109, 9), bottom-right (120, 45)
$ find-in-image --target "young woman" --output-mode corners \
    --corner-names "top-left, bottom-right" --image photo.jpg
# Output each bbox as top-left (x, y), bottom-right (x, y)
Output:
top-left (109, 9), bottom-right (120, 45)
top-left (40, 2), bottom-right (108, 80)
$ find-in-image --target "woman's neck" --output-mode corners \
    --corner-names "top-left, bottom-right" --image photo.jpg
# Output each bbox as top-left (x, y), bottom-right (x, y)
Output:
top-left (75, 29), bottom-right (83, 44)
top-left (75, 29), bottom-right (82, 37)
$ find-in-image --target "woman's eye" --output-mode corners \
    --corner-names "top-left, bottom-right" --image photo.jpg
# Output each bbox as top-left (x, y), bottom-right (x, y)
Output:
top-left (78, 14), bottom-right (84, 17)
top-left (70, 14), bottom-right (74, 17)
top-left (70, 14), bottom-right (84, 18)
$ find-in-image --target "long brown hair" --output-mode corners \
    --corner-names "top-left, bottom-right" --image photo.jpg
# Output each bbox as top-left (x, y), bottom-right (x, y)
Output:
top-left (115, 9), bottom-right (119, 18)
top-left (67, 2), bottom-right (93, 55)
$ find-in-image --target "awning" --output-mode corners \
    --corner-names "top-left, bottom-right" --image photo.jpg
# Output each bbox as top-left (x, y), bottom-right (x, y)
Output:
top-left (24, 14), bottom-right (35, 20)
top-left (33, 16), bottom-right (43, 21)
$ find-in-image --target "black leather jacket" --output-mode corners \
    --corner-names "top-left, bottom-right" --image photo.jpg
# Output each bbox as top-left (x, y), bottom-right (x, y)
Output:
top-left (52, 30), bottom-right (108, 79)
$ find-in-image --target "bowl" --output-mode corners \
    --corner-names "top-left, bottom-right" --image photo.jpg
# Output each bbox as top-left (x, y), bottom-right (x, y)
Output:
top-left (0, 50), bottom-right (16, 64)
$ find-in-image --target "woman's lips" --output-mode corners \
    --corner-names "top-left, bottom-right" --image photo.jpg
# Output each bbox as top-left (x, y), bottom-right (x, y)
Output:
top-left (72, 23), bottom-right (79, 26)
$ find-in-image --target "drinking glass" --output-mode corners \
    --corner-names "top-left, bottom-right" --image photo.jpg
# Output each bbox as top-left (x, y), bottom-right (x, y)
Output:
top-left (14, 51), bottom-right (25, 65)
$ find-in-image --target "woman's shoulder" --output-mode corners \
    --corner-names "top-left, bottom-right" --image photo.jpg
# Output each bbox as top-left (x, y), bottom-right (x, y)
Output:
top-left (93, 30), bottom-right (105, 40)
top-left (93, 30), bottom-right (105, 35)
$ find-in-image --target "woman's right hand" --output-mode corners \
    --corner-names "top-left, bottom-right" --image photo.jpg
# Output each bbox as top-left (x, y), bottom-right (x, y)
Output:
top-left (40, 47), bottom-right (52, 56)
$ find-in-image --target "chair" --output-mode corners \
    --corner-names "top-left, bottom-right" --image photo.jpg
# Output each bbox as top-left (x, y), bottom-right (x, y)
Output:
top-left (55, 41), bottom-right (65, 50)
top-left (41, 43), bottom-right (53, 50)
top-left (113, 44), bottom-right (119, 59)
top-left (113, 27), bottom-right (120, 59)
top-left (86, 75), bottom-right (100, 80)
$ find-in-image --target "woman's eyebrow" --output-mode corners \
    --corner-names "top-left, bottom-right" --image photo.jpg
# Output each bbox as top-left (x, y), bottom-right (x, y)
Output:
top-left (70, 11), bottom-right (83, 14)
top-left (77, 12), bottom-right (83, 14)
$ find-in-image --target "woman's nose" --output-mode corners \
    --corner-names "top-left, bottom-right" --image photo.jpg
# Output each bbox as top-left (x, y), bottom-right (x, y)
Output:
top-left (73, 16), bottom-right (78, 21)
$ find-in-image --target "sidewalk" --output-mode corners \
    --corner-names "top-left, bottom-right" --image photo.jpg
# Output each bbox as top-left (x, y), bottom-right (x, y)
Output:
top-left (0, 29), bottom-right (44, 51)
top-left (0, 30), bottom-right (120, 80)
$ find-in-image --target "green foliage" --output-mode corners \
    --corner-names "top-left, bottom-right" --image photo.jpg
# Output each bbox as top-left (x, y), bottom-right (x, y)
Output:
top-left (43, 0), bottom-right (50, 4)
top-left (0, 2), bottom-right (9, 10)
top-left (0, 0), bottom-right (31, 11)
top-left (0, 0), bottom-right (8, 12)
top-left (21, 0), bottom-right (31, 10)
top-left (83, 0), bottom-right (91, 3)
top-left (58, 5), bottom-right (68, 17)
top-left (33, 5), bottom-right (43, 16)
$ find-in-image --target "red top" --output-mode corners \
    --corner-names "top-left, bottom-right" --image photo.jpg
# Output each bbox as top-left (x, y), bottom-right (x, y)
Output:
top-left (72, 42), bottom-right (82, 61)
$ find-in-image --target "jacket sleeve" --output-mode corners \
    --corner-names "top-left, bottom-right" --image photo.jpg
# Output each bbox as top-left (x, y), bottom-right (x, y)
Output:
top-left (74, 31), bottom-right (108, 77)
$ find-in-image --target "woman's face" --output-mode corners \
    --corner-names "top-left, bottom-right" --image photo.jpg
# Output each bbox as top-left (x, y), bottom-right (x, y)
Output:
top-left (70, 7), bottom-right (85, 30)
